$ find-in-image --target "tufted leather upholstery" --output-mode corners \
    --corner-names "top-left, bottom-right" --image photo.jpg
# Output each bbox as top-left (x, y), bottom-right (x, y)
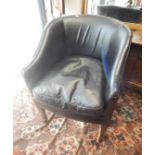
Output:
top-left (23, 15), bottom-right (132, 124)
top-left (97, 5), bottom-right (142, 24)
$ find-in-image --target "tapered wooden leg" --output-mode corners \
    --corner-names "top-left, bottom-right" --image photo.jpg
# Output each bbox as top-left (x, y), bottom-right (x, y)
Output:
top-left (96, 124), bottom-right (107, 143)
top-left (83, 122), bottom-right (88, 134)
top-left (90, 124), bottom-right (108, 150)
top-left (35, 103), bottom-right (48, 123)
top-left (76, 122), bottom-right (88, 155)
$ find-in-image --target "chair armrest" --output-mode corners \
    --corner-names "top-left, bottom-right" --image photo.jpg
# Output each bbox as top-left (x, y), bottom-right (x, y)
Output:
top-left (103, 24), bottom-right (132, 106)
top-left (23, 18), bottom-right (67, 89)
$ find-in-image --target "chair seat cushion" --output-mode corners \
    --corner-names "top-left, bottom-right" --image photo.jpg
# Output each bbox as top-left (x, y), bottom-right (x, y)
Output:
top-left (32, 56), bottom-right (105, 116)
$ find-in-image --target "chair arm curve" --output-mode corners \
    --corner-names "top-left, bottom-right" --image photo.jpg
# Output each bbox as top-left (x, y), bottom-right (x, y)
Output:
top-left (23, 18), bottom-right (67, 89)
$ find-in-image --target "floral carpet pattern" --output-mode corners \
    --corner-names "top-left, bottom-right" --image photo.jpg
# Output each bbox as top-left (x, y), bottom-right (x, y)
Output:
top-left (13, 77), bottom-right (142, 155)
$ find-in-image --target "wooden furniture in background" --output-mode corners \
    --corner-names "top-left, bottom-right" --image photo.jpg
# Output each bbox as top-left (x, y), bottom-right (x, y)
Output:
top-left (123, 22), bottom-right (142, 91)
top-left (62, 0), bottom-right (65, 14)
top-left (125, 22), bottom-right (142, 45)
top-left (82, 0), bottom-right (88, 15)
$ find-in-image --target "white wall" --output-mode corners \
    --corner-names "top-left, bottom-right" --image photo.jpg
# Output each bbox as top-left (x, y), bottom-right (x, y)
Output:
top-left (11, 0), bottom-right (43, 76)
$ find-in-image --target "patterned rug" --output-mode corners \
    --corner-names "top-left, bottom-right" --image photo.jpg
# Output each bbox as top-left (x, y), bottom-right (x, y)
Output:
top-left (13, 77), bottom-right (142, 155)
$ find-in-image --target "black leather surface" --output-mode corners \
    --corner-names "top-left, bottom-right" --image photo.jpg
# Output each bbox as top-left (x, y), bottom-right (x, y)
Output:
top-left (33, 56), bottom-right (104, 115)
top-left (23, 15), bottom-right (132, 124)
top-left (97, 5), bottom-right (142, 24)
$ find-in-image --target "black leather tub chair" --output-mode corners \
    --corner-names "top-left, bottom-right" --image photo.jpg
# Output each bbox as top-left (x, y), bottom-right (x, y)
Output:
top-left (97, 5), bottom-right (142, 24)
top-left (23, 15), bottom-right (132, 143)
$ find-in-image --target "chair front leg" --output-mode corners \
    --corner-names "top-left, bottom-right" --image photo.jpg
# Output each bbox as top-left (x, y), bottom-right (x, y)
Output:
top-left (35, 102), bottom-right (48, 123)
top-left (96, 124), bottom-right (108, 143)
top-left (76, 122), bottom-right (88, 155)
